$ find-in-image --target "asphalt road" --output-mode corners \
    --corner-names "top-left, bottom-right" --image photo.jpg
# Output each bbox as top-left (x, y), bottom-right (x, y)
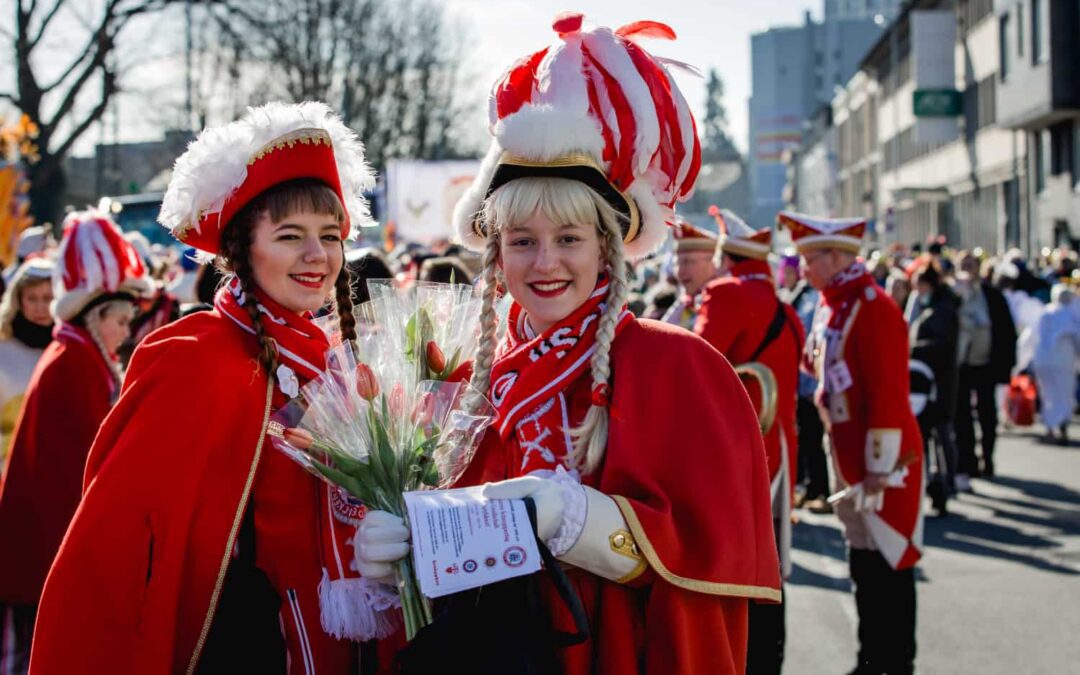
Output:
top-left (784, 425), bottom-right (1080, 674)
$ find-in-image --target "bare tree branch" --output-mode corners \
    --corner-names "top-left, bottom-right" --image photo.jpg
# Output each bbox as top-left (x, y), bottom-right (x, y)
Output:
top-left (28, 0), bottom-right (67, 50)
top-left (53, 73), bottom-right (115, 159)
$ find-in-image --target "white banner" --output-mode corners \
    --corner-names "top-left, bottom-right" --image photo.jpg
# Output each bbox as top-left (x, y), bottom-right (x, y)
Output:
top-left (386, 159), bottom-right (482, 244)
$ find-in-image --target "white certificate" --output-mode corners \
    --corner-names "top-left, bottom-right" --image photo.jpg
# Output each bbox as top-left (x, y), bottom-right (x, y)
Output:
top-left (402, 486), bottom-right (542, 599)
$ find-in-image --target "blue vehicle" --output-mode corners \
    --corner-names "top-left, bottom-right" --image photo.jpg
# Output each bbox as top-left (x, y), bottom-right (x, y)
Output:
top-left (103, 192), bottom-right (175, 248)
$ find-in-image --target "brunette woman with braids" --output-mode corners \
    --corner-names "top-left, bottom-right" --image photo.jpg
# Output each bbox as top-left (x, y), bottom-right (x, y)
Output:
top-left (354, 15), bottom-right (780, 674)
top-left (31, 103), bottom-right (377, 674)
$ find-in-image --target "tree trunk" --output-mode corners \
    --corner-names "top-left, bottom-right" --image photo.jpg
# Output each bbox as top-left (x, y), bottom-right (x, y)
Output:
top-left (28, 156), bottom-right (67, 231)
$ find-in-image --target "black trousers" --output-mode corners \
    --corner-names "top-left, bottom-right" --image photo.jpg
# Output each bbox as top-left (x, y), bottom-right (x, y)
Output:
top-left (796, 395), bottom-right (829, 499)
top-left (747, 585), bottom-right (785, 675)
top-left (955, 364), bottom-right (998, 476)
top-left (747, 514), bottom-right (786, 675)
top-left (849, 549), bottom-right (916, 675)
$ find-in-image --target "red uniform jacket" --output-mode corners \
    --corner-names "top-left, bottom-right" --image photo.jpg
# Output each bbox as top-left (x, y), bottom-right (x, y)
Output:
top-left (460, 319), bottom-right (781, 674)
top-left (30, 311), bottom-right (353, 674)
top-left (0, 324), bottom-right (114, 606)
top-left (695, 260), bottom-right (805, 494)
top-left (804, 268), bottom-right (924, 570)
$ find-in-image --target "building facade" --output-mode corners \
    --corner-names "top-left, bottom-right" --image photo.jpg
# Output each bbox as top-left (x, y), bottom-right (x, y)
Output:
top-left (994, 0), bottom-right (1080, 250)
top-left (825, 0), bottom-right (1031, 253)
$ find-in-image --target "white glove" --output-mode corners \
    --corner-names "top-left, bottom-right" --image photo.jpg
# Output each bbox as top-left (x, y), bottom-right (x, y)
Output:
top-left (353, 510), bottom-right (410, 583)
top-left (482, 475), bottom-right (570, 542)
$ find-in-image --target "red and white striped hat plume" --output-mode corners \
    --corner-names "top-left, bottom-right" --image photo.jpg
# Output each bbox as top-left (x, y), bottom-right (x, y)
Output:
top-left (52, 210), bottom-right (151, 322)
top-left (453, 12), bottom-right (702, 260)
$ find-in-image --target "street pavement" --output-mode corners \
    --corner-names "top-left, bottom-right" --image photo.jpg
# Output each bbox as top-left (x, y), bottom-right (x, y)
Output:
top-left (785, 424), bottom-right (1080, 674)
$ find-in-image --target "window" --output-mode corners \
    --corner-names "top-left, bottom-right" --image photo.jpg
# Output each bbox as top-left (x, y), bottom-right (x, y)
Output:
top-left (1032, 0), bottom-right (1048, 65)
top-left (1050, 121), bottom-right (1074, 177)
top-left (963, 76), bottom-right (998, 139)
top-left (1016, 2), bottom-right (1024, 57)
top-left (1034, 129), bottom-right (1047, 193)
top-left (999, 14), bottom-right (1010, 81)
top-left (958, 0), bottom-right (995, 37)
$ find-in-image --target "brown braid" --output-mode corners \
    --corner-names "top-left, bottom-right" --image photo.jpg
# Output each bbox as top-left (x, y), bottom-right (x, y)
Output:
top-left (220, 219), bottom-right (278, 376)
top-left (333, 259), bottom-right (358, 349)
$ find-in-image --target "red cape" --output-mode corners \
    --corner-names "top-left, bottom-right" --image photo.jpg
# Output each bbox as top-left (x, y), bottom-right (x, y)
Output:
top-left (806, 279), bottom-right (924, 569)
top-left (0, 327), bottom-right (113, 605)
top-left (31, 311), bottom-right (351, 674)
top-left (461, 319), bottom-right (781, 674)
top-left (695, 262), bottom-right (806, 488)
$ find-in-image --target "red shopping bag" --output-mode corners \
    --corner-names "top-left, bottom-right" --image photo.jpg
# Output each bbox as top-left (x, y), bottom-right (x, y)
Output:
top-left (1006, 374), bottom-right (1037, 426)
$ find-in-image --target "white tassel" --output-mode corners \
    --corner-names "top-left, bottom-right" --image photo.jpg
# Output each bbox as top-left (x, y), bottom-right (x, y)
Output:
top-left (317, 569), bottom-right (402, 641)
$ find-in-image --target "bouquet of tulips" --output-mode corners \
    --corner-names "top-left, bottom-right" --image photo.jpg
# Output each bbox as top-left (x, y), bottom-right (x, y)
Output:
top-left (268, 281), bottom-right (495, 640)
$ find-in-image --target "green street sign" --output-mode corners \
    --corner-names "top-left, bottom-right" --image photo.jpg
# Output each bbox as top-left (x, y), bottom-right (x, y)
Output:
top-left (913, 89), bottom-right (962, 117)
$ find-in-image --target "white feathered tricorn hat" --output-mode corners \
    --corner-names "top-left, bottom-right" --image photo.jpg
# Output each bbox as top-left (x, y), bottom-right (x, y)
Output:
top-left (452, 12), bottom-right (702, 261)
top-left (158, 101), bottom-right (376, 255)
top-left (52, 210), bottom-right (152, 323)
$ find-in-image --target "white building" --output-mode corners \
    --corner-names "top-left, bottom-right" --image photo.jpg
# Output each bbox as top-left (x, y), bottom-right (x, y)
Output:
top-left (833, 0), bottom-right (1028, 252)
top-left (994, 0), bottom-right (1080, 250)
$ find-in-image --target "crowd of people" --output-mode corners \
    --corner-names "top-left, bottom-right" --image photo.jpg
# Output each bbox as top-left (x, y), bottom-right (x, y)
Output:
top-left (0, 10), bottom-right (1076, 675)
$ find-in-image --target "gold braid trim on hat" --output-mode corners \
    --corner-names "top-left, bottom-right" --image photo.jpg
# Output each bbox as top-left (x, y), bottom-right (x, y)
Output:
top-left (175, 129), bottom-right (335, 240)
top-left (479, 151), bottom-right (641, 245)
top-left (247, 128), bottom-right (333, 166)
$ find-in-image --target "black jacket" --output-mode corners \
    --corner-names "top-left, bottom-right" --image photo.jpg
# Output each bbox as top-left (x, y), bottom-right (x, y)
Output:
top-left (983, 282), bottom-right (1018, 383)
top-left (910, 285), bottom-right (960, 423)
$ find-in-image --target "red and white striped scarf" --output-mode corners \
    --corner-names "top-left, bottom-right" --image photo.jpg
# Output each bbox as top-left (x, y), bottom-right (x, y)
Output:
top-left (216, 278), bottom-right (398, 640)
top-left (489, 276), bottom-right (632, 473)
top-left (214, 277), bottom-right (329, 393)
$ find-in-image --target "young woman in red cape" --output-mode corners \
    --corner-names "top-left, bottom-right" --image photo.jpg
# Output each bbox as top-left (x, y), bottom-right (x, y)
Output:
top-left (29, 102), bottom-right (384, 674)
top-left (354, 13), bottom-right (782, 674)
top-left (0, 214), bottom-right (147, 674)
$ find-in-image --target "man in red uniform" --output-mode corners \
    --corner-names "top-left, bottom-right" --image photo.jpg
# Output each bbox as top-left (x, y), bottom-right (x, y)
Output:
top-left (782, 211), bottom-right (924, 675)
top-left (661, 218), bottom-right (718, 330)
top-left (695, 207), bottom-right (804, 675)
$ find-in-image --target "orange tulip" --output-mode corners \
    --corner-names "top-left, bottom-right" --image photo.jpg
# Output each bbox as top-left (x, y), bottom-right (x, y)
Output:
top-left (426, 341), bottom-right (447, 374)
top-left (283, 427), bottom-right (315, 451)
top-left (356, 363), bottom-right (380, 401)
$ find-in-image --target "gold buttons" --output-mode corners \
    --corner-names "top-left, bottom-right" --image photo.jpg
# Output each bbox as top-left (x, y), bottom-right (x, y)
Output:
top-left (609, 529), bottom-right (643, 561)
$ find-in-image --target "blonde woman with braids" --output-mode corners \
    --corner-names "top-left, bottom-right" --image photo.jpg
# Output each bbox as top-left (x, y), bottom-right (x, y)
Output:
top-left (32, 103), bottom-right (377, 674)
top-left (0, 213), bottom-right (147, 673)
top-left (355, 14), bottom-right (781, 674)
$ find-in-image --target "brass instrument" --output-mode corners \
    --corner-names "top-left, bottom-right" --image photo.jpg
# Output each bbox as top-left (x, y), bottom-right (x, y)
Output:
top-left (734, 362), bottom-right (779, 435)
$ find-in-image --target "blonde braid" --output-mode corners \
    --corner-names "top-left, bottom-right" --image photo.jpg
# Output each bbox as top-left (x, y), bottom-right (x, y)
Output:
top-left (468, 232), bottom-right (503, 409)
top-left (85, 302), bottom-right (127, 393)
top-left (569, 212), bottom-right (630, 475)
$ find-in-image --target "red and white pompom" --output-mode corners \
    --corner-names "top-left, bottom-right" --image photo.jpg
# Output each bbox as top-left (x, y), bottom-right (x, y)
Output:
top-left (52, 210), bottom-right (152, 322)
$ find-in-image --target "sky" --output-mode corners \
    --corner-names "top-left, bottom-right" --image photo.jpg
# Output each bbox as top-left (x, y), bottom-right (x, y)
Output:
top-left (6, 0), bottom-right (821, 159)
top-left (440, 0), bottom-right (819, 155)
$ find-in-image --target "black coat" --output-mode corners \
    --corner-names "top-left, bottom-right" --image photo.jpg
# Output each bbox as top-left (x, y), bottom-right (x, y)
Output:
top-left (982, 282), bottom-right (1018, 383)
top-left (910, 286), bottom-right (961, 423)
